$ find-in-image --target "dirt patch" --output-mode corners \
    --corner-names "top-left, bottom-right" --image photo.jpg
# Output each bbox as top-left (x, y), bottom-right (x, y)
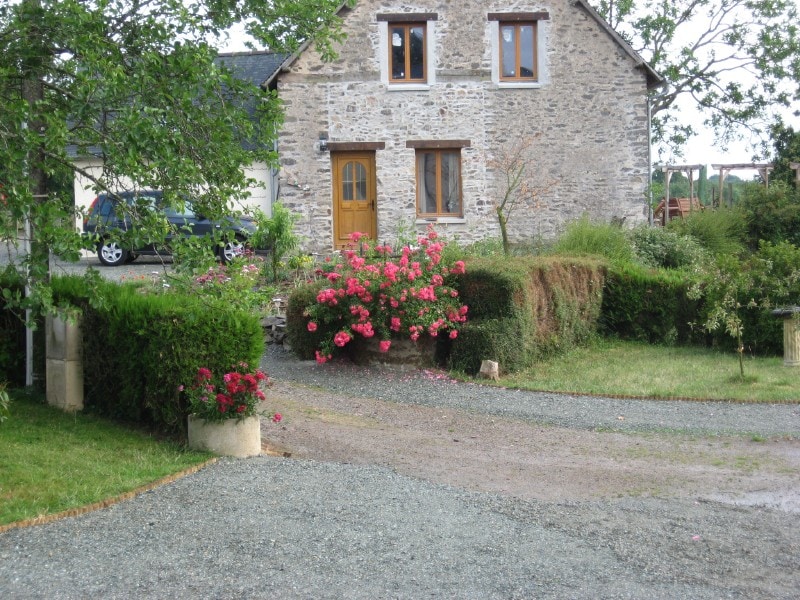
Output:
top-left (264, 381), bottom-right (800, 511)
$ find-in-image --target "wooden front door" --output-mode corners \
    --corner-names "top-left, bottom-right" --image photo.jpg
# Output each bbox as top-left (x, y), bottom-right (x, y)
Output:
top-left (332, 152), bottom-right (377, 248)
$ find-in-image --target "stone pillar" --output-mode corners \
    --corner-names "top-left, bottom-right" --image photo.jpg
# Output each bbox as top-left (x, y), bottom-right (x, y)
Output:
top-left (772, 308), bottom-right (800, 367)
top-left (46, 312), bottom-right (84, 411)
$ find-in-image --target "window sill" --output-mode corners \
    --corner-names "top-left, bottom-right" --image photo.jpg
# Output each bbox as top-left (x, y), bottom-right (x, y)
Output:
top-left (387, 83), bottom-right (432, 92)
top-left (495, 81), bottom-right (545, 90)
top-left (416, 217), bottom-right (466, 225)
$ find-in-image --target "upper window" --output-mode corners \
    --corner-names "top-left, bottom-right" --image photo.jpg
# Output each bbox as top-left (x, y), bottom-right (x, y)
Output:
top-left (378, 13), bottom-right (438, 87)
top-left (499, 22), bottom-right (537, 81)
top-left (489, 12), bottom-right (549, 87)
top-left (390, 23), bottom-right (426, 82)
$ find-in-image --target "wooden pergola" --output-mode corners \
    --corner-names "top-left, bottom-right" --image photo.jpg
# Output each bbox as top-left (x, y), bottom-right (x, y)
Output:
top-left (711, 163), bottom-right (773, 206)
top-left (790, 162), bottom-right (800, 186)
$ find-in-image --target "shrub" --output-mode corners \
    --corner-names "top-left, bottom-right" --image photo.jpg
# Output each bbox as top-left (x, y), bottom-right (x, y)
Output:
top-left (549, 214), bottom-right (635, 266)
top-left (600, 264), bottom-right (703, 345)
top-left (0, 266), bottom-right (25, 386)
top-left (449, 256), bottom-right (604, 374)
top-left (627, 225), bottom-right (707, 270)
top-left (738, 181), bottom-right (800, 248)
top-left (52, 275), bottom-right (264, 436)
top-left (297, 229), bottom-right (468, 363)
top-left (666, 207), bottom-right (747, 257)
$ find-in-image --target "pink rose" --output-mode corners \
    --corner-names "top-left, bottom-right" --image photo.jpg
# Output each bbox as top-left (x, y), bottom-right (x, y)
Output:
top-left (307, 321), bottom-right (318, 332)
top-left (379, 340), bottom-right (391, 353)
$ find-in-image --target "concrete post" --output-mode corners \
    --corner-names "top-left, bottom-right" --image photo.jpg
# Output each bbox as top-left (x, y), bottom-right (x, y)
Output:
top-left (45, 312), bottom-right (84, 411)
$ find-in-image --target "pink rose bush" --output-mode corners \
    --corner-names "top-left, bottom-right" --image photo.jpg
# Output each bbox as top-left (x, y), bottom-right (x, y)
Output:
top-left (181, 363), bottom-right (281, 423)
top-left (304, 227), bottom-right (468, 363)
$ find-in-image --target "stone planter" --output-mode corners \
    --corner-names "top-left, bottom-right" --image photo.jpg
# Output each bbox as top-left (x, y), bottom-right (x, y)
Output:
top-left (187, 415), bottom-right (261, 458)
top-left (349, 335), bottom-right (439, 368)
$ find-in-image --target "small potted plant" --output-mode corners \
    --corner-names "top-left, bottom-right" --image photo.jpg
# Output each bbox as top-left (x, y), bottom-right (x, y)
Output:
top-left (181, 363), bottom-right (281, 458)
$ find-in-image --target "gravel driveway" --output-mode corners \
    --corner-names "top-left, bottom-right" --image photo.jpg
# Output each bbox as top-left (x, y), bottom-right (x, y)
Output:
top-left (2, 345), bottom-right (799, 599)
top-left (2, 251), bottom-right (799, 598)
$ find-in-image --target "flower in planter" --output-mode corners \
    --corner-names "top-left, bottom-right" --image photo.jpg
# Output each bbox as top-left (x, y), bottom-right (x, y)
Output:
top-left (181, 363), bottom-right (281, 423)
top-left (304, 227), bottom-right (468, 362)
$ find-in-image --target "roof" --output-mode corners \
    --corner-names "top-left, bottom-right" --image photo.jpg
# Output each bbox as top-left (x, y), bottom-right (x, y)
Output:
top-left (68, 51), bottom-right (287, 159)
top-left (214, 51), bottom-right (288, 90)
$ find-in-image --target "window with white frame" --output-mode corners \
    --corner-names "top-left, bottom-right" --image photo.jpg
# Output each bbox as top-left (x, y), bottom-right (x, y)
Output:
top-left (489, 12), bottom-right (549, 87)
top-left (378, 13), bottom-right (438, 88)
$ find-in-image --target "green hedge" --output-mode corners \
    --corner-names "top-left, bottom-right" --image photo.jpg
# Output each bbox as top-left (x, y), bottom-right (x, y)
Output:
top-left (0, 267), bottom-right (26, 386)
top-left (52, 276), bottom-right (264, 436)
top-left (449, 256), bottom-right (605, 374)
top-left (599, 264), bottom-right (704, 345)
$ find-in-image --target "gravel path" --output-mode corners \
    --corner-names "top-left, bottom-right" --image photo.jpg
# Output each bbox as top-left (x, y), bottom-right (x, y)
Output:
top-left (2, 346), bottom-right (799, 598)
top-left (2, 254), bottom-right (800, 598)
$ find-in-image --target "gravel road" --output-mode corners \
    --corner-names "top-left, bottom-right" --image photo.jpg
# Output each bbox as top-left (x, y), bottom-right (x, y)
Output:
top-left (2, 252), bottom-right (799, 598)
top-left (1, 345), bottom-right (799, 599)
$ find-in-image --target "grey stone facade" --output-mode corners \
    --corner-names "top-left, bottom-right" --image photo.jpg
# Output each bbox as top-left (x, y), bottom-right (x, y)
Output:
top-left (277, 0), bottom-right (660, 253)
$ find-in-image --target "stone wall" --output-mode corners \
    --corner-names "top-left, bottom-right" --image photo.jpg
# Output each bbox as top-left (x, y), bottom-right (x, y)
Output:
top-left (278, 0), bottom-right (652, 253)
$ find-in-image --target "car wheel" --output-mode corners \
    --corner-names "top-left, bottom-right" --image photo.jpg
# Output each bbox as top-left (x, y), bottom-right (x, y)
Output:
top-left (97, 240), bottom-right (129, 266)
top-left (218, 237), bottom-right (246, 263)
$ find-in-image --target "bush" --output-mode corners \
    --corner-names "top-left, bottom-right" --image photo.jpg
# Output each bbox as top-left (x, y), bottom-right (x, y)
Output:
top-left (0, 266), bottom-right (25, 386)
top-left (627, 225), bottom-right (707, 270)
top-left (52, 275), bottom-right (264, 436)
top-left (449, 256), bottom-right (604, 374)
top-left (666, 207), bottom-right (747, 257)
top-left (549, 214), bottom-right (635, 266)
top-left (600, 264), bottom-right (703, 345)
top-left (738, 181), bottom-right (800, 248)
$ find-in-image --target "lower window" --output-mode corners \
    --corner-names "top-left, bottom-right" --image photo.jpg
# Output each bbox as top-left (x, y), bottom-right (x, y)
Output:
top-left (415, 149), bottom-right (462, 217)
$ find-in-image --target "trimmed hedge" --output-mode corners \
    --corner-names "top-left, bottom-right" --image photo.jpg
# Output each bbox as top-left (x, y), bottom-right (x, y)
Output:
top-left (52, 276), bottom-right (264, 436)
top-left (0, 267), bottom-right (26, 386)
top-left (599, 264), bottom-right (704, 345)
top-left (449, 256), bottom-right (605, 374)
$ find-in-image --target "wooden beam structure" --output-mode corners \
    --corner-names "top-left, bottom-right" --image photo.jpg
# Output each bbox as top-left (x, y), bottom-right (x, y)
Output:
top-left (711, 163), bottom-right (773, 207)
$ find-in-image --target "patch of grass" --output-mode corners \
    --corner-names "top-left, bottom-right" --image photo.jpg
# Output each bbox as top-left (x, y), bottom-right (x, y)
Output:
top-left (0, 390), bottom-right (211, 526)
top-left (493, 339), bottom-right (799, 403)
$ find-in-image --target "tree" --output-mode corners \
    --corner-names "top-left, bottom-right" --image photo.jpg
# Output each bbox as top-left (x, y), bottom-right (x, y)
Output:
top-left (0, 0), bottom-right (352, 314)
top-left (487, 135), bottom-right (555, 255)
top-left (592, 1), bottom-right (800, 156)
top-left (768, 123), bottom-right (800, 187)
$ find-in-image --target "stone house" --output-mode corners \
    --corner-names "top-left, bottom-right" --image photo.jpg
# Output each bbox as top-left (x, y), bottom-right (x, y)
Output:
top-left (273, 0), bottom-right (662, 252)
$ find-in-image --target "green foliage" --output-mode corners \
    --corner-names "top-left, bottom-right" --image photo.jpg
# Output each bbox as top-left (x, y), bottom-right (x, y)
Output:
top-left (600, 264), bottom-right (703, 346)
top-left (627, 225), bottom-right (708, 270)
top-left (768, 124), bottom-right (800, 187)
top-left (52, 275), bottom-right (264, 436)
top-left (666, 208), bottom-right (747, 257)
top-left (592, 0), bottom-right (800, 154)
top-left (738, 181), bottom-right (800, 248)
top-left (449, 256), bottom-right (604, 374)
top-left (0, 267), bottom-right (26, 386)
top-left (548, 214), bottom-right (635, 266)
top-left (286, 280), bottom-right (329, 360)
top-left (0, 0), bottom-right (353, 321)
top-left (249, 204), bottom-right (300, 282)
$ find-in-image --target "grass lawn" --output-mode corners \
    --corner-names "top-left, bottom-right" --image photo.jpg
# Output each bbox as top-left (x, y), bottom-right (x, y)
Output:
top-left (494, 339), bottom-right (800, 403)
top-left (0, 390), bottom-right (212, 527)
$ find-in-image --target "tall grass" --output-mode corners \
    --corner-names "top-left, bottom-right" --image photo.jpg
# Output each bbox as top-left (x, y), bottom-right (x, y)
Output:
top-left (548, 214), bottom-right (634, 266)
